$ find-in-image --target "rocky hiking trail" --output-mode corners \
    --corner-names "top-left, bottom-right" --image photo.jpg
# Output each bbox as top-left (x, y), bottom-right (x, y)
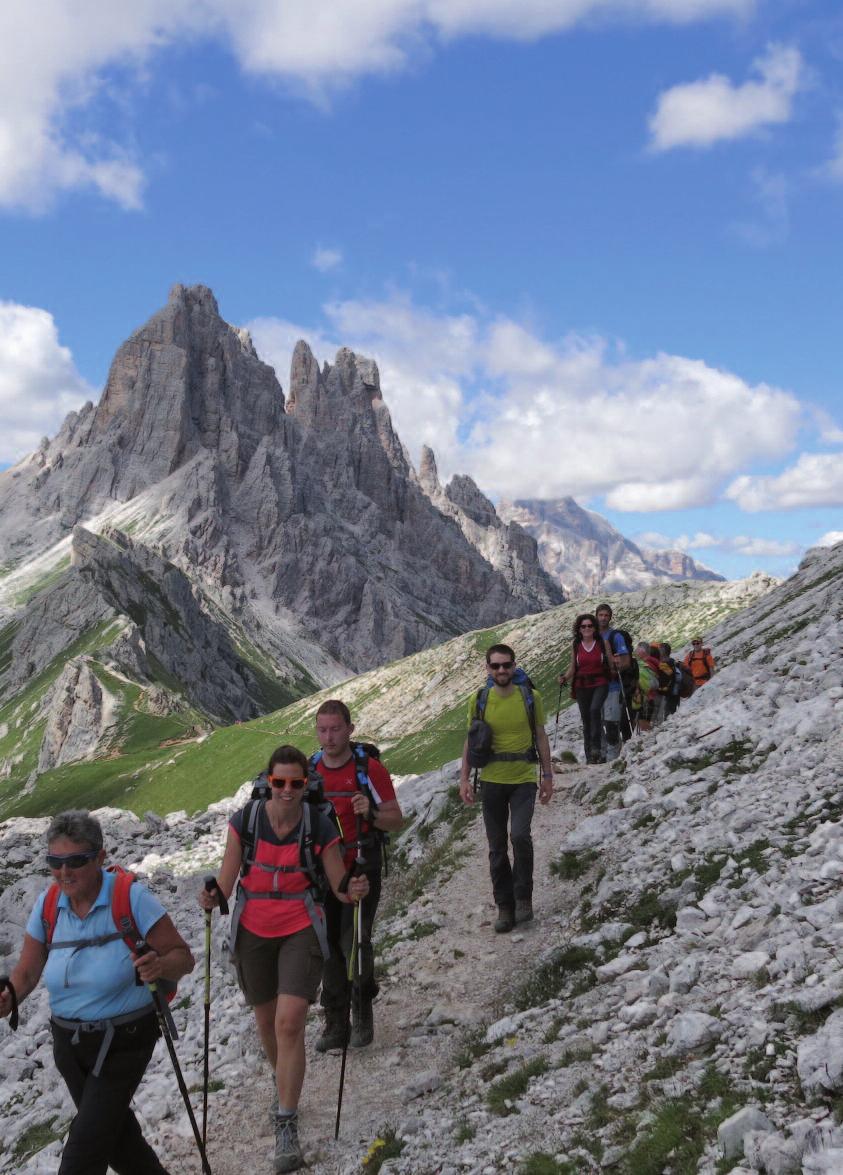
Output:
top-left (208, 761), bottom-right (586, 1175)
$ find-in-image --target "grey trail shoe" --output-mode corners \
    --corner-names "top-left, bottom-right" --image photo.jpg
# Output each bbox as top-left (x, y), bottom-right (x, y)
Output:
top-left (274, 1112), bottom-right (303, 1174)
top-left (315, 1008), bottom-right (347, 1053)
top-left (350, 999), bottom-right (374, 1048)
top-left (494, 905), bottom-right (515, 933)
top-left (515, 899), bottom-right (534, 925)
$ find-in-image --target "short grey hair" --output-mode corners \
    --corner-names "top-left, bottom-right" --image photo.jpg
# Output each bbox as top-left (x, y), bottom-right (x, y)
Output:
top-left (46, 811), bottom-right (104, 853)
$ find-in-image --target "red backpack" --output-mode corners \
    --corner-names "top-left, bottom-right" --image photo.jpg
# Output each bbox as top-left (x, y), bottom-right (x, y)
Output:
top-left (42, 865), bottom-right (177, 1003)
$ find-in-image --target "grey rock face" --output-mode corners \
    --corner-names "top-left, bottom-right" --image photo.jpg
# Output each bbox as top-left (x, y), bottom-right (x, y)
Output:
top-left (0, 287), bottom-right (561, 676)
top-left (2, 526), bottom-right (277, 723)
top-left (37, 658), bottom-right (119, 772)
top-left (498, 496), bottom-right (725, 595)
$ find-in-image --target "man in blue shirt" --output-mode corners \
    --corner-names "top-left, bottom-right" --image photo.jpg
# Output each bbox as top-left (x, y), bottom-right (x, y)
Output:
top-left (595, 603), bottom-right (630, 762)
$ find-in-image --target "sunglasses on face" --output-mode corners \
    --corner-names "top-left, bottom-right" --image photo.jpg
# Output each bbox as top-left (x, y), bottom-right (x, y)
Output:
top-left (47, 850), bottom-right (98, 870)
top-left (269, 777), bottom-right (307, 791)
top-left (580, 623), bottom-right (594, 629)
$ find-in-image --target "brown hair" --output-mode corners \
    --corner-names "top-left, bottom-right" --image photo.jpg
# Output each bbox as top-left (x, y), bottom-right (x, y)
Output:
top-left (315, 699), bottom-right (352, 725)
top-left (266, 745), bottom-right (309, 777)
top-left (572, 613), bottom-right (600, 643)
top-left (485, 643), bottom-right (515, 664)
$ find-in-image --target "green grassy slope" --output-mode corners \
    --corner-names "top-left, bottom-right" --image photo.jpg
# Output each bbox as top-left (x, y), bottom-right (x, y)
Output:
top-left (1, 575), bottom-right (774, 819)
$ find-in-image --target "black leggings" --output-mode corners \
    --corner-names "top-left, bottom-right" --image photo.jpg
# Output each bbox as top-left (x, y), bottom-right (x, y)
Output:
top-left (52, 1013), bottom-right (169, 1175)
top-left (576, 684), bottom-right (608, 760)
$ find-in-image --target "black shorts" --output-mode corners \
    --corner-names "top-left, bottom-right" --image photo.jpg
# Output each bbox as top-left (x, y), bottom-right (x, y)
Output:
top-left (234, 925), bottom-right (324, 1006)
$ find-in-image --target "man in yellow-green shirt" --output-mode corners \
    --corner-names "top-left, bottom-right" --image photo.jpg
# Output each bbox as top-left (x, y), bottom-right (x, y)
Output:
top-left (459, 643), bottom-right (553, 933)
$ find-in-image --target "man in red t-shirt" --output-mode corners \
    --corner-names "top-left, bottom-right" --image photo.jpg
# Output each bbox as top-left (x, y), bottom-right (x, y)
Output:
top-left (310, 699), bottom-right (403, 1050)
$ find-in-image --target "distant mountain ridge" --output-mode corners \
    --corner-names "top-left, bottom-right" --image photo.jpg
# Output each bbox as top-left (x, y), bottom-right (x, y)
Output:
top-left (498, 497), bottom-right (724, 596)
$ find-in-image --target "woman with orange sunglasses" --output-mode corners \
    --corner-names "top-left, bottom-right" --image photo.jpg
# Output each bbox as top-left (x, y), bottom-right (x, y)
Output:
top-left (199, 744), bottom-right (368, 1173)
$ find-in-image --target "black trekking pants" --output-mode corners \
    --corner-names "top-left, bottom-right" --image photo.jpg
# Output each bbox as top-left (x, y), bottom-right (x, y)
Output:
top-left (576, 684), bottom-right (608, 760)
top-left (51, 1012), bottom-right (169, 1175)
top-left (480, 780), bottom-right (537, 909)
top-left (320, 868), bottom-right (382, 1013)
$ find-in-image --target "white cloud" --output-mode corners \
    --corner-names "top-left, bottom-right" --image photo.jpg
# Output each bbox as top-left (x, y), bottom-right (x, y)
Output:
top-left (817, 530), bottom-right (843, 548)
top-left (311, 246), bottom-right (343, 272)
top-left (249, 291), bottom-right (804, 508)
top-left (649, 44), bottom-right (805, 151)
top-left (0, 301), bottom-right (94, 462)
top-left (634, 528), bottom-right (800, 556)
top-left (0, 0), bottom-right (752, 212)
top-left (726, 451), bottom-right (843, 510)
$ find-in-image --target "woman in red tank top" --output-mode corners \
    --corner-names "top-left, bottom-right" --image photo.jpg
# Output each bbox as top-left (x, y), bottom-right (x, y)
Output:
top-left (559, 613), bottom-right (612, 764)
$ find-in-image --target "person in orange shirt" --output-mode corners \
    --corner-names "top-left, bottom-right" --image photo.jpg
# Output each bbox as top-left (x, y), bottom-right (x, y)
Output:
top-left (684, 637), bottom-right (716, 686)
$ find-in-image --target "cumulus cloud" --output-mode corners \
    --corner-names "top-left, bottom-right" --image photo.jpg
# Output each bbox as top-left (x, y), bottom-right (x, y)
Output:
top-left (649, 44), bottom-right (805, 151)
top-left (0, 301), bottom-right (94, 462)
top-left (311, 246), bottom-right (343, 272)
top-left (816, 530), bottom-right (843, 548)
top-left (726, 451), bottom-right (843, 510)
top-left (634, 528), bottom-right (800, 557)
top-left (1, 0), bottom-right (751, 212)
top-left (248, 291), bottom-right (804, 508)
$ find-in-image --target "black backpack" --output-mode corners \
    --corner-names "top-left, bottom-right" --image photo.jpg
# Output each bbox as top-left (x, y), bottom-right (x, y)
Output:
top-left (467, 673), bottom-right (538, 771)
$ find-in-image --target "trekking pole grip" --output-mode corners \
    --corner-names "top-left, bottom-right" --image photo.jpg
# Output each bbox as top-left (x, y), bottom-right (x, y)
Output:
top-left (0, 975), bottom-right (19, 1031)
top-left (204, 875), bottom-right (229, 916)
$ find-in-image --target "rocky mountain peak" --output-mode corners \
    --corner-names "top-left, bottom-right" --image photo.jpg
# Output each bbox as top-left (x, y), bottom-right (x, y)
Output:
top-left (445, 474), bottom-right (497, 526)
top-left (418, 444), bottom-right (441, 495)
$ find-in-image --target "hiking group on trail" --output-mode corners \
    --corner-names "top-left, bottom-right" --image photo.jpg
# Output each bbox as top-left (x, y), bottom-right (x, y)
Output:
top-left (559, 603), bottom-right (714, 761)
top-left (0, 626), bottom-right (714, 1173)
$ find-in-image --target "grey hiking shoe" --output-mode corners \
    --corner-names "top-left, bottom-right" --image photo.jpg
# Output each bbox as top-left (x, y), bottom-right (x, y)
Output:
top-left (494, 905), bottom-right (515, 933)
top-left (315, 1009), bottom-right (347, 1053)
top-left (515, 899), bottom-right (534, 925)
top-left (350, 999), bottom-right (374, 1048)
top-left (274, 1112), bottom-right (303, 1173)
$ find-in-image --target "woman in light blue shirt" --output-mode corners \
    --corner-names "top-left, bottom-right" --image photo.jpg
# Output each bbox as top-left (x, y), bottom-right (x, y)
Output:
top-left (0, 810), bottom-right (194, 1175)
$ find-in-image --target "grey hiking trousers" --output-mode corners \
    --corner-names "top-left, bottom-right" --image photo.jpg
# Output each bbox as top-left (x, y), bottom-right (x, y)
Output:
top-left (479, 780), bottom-right (537, 909)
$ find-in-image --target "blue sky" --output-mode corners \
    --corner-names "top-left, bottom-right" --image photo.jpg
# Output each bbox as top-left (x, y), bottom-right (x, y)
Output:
top-left (1, 1), bottom-right (841, 579)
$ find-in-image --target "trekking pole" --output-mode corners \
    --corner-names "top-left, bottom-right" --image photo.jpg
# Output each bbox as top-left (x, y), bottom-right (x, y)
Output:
top-left (334, 816), bottom-right (366, 1141)
top-left (0, 976), bottom-right (19, 1031)
top-left (697, 725), bottom-right (723, 740)
top-left (135, 943), bottom-right (213, 1175)
top-left (202, 876), bottom-right (229, 1150)
top-left (555, 682), bottom-right (563, 729)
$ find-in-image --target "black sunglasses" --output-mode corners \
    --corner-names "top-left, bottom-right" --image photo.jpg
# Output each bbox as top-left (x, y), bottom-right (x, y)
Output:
top-left (47, 850), bottom-right (98, 870)
top-left (580, 622), bottom-right (594, 628)
top-left (269, 777), bottom-right (307, 790)
top-left (489, 660), bottom-right (514, 670)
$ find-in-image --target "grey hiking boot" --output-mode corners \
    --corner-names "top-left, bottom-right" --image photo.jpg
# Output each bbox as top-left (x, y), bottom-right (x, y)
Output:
top-left (494, 905), bottom-right (515, 933)
top-left (515, 899), bottom-right (534, 925)
top-left (315, 1008), bottom-right (346, 1053)
top-left (350, 999), bottom-right (374, 1048)
top-left (274, 1112), bottom-right (303, 1173)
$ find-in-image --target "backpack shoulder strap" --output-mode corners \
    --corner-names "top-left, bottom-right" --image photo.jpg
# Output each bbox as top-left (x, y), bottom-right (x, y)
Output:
top-left (518, 681), bottom-right (537, 747)
top-left (41, 883), bottom-right (62, 944)
top-left (110, 870), bottom-right (141, 951)
top-left (240, 799), bottom-right (264, 877)
top-left (309, 750), bottom-right (323, 768)
top-left (475, 685), bottom-right (491, 719)
top-left (298, 803), bottom-right (322, 890)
